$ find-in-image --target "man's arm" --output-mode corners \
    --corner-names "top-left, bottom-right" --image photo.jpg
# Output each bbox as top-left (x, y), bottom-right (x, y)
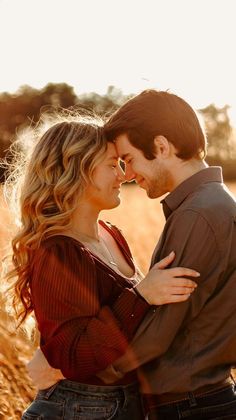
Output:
top-left (112, 209), bottom-right (220, 373)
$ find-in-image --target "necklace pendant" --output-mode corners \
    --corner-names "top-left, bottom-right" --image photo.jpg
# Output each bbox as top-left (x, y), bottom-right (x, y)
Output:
top-left (110, 261), bottom-right (118, 266)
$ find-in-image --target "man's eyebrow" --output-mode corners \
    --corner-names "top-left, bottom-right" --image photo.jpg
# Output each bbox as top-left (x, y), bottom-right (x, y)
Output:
top-left (120, 153), bottom-right (130, 161)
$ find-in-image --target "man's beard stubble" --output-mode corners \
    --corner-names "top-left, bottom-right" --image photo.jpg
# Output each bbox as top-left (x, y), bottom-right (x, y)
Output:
top-left (146, 166), bottom-right (170, 199)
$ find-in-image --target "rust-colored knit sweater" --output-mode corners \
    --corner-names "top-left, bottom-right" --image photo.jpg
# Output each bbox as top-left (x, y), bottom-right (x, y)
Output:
top-left (31, 222), bottom-right (149, 385)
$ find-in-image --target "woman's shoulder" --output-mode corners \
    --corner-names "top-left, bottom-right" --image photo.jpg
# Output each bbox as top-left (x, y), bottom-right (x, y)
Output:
top-left (40, 234), bottom-right (82, 247)
top-left (33, 234), bottom-right (92, 266)
top-left (31, 235), bottom-right (97, 286)
top-left (31, 235), bottom-right (97, 298)
top-left (40, 234), bottom-right (83, 250)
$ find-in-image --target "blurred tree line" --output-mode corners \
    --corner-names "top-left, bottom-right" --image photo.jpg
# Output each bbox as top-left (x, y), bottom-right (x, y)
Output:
top-left (0, 83), bottom-right (235, 181)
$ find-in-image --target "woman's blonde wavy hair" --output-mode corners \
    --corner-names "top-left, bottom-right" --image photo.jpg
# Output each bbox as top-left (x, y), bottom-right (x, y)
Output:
top-left (4, 110), bottom-right (108, 325)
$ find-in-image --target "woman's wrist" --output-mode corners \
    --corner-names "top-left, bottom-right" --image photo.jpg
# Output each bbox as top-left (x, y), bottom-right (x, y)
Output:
top-left (133, 284), bottom-right (149, 303)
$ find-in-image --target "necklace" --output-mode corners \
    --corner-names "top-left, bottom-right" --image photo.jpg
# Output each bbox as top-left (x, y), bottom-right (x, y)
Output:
top-left (99, 236), bottom-right (118, 267)
top-left (70, 229), bottom-right (118, 267)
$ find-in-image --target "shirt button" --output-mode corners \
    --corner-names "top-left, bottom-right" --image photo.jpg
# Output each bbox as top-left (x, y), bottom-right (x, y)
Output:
top-left (153, 309), bottom-right (156, 313)
top-left (131, 314), bottom-right (134, 317)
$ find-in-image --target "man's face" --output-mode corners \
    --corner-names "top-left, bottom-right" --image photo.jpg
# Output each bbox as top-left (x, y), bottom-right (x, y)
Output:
top-left (115, 134), bottom-right (170, 198)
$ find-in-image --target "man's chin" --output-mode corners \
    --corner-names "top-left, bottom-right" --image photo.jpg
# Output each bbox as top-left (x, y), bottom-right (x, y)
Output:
top-left (146, 188), bottom-right (162, 199)
top-left (147, 191), bottom-right (157, 199)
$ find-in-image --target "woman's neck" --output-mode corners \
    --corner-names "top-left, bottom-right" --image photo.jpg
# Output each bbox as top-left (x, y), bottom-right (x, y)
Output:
top-left (70, 201), bottom-right (101, 240)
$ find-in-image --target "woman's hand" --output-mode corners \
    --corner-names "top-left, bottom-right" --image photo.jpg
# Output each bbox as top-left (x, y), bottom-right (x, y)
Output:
top-left (135, 251), bottom-right (199, 305)
top-left (27, 348), bottom-right (65, 390)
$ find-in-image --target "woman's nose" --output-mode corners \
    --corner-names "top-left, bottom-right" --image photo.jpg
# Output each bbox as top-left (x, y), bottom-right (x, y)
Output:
top-left (116, 166), bottom-right (126, 182)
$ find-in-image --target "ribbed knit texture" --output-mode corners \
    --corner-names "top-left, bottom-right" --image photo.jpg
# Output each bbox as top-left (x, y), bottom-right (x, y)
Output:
top-left (31, 222), bottom-right (149, 384)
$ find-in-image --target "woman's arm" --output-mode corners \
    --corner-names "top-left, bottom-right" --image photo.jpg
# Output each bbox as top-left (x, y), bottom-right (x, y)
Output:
top-left (32, 239), bottom-right (148, 382)
top-left (29, 241), bottom-right (198, 388)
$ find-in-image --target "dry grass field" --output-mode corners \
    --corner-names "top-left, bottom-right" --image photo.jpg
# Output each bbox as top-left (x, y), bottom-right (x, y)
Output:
top-left (0, 182), bottom-right (236, 419)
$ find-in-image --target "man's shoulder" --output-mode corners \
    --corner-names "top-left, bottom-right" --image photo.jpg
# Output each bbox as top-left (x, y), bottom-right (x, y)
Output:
top-left (168, 182), bottom-right (236, 247)
top-left (180, 181), bottom-right (235, 218)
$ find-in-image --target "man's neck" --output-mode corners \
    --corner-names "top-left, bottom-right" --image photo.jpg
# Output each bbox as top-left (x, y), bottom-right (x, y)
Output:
top-left (170, 159), bottom-right (208, 191)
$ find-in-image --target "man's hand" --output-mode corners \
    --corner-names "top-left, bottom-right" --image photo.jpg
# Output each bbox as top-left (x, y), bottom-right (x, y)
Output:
top-left (135, 251), bottom-right (199, 305)
top-left (96, 365), bottom-right (124, 384)
top-left (27, 348), bottom-right (65, 390)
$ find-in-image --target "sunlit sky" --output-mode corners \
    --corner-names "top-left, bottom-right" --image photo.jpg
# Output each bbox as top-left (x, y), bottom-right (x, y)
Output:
top-left (1, 0), bottom-right (236, 125)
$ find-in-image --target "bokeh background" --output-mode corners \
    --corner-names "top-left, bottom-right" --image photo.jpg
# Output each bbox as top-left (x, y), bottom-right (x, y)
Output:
top-left (0, 0), bottom-right (236, 418)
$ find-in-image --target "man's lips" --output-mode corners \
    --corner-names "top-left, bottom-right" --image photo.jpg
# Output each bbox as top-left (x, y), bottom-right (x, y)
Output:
top-left (136, 177), bottom-right (145, 186)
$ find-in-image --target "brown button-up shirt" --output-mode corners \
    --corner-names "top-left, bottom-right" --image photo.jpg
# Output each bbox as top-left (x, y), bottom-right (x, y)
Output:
top-left (114, 167), bottom-right (236, 394)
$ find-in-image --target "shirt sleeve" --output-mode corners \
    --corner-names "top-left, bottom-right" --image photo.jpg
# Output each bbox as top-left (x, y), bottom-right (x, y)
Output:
top-left (31, 238), bottom-right (149, 381)
top-left (113, 209), bottom-right (221, 373)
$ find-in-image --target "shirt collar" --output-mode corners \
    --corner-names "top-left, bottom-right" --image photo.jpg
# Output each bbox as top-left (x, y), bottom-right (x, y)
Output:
top-left (161, 167), bottom-right (223, 219)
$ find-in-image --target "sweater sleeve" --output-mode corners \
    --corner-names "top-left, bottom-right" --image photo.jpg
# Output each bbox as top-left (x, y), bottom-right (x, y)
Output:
top-left (31, 238), bottom-right (148, 381)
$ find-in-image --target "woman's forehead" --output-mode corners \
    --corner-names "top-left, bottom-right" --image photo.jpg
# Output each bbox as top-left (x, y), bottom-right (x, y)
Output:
top-left (106, 142), bottom-right (119, 159)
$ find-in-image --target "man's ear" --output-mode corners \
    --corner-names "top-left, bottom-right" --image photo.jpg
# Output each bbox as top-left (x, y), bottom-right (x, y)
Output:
top-left (153, 135), bottom-right (170, 158)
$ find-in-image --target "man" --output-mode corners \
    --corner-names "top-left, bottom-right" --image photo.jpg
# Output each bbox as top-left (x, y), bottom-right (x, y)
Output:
top-left (103, 89), bottom-right (236, 419)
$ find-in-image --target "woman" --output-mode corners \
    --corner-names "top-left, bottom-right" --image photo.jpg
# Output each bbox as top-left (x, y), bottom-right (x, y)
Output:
top-left (5, 113), bottom-right (199, 419)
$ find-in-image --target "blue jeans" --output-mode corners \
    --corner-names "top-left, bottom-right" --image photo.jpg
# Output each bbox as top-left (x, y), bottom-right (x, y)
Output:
top-left (21, 379), bottom-right (146, 419)
top-left (147, 384), bottom-right (236, 419)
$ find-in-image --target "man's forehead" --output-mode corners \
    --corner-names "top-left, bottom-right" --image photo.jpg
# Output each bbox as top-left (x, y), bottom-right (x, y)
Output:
top-left (115, 133), bottom-right (130, 145)
top-left (114, 134), bottom-right (133, 158)
top-left (114, 143), bottom-right (129, 160)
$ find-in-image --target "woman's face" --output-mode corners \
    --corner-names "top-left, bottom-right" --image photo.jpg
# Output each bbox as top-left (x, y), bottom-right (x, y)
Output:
top-left (82, 143), bottom-right (125, 211)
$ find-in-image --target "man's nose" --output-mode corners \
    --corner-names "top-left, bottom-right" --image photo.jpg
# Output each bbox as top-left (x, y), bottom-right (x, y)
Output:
top-left (125, 165), bottom-right (136, 182)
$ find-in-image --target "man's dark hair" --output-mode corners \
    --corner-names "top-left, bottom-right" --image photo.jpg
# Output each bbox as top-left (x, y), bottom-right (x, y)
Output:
top-left (105, 89), bottom-right (207, 160)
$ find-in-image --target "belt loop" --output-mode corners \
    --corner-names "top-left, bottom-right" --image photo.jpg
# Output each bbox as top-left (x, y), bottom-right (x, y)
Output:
top-left (230, 374), bottom-right (236, 387)
top-left (188, 392), bottom-right (197, 408)
top-left (42, 382), bottom-right (59, 399)
top-left (122, 387), bottom-right (128, 410)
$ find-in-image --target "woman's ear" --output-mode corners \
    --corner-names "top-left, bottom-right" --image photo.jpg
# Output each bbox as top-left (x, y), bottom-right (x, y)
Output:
top-left (153, 135), bottom-right (170, 158)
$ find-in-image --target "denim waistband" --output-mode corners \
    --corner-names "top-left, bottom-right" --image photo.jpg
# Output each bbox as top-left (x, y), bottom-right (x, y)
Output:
top-left (58, 379), bottom-right (139, 395)
top-left (143, 378), bottom-right (235, 408)
top-left (37, 380), bottom-right (139, 401)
